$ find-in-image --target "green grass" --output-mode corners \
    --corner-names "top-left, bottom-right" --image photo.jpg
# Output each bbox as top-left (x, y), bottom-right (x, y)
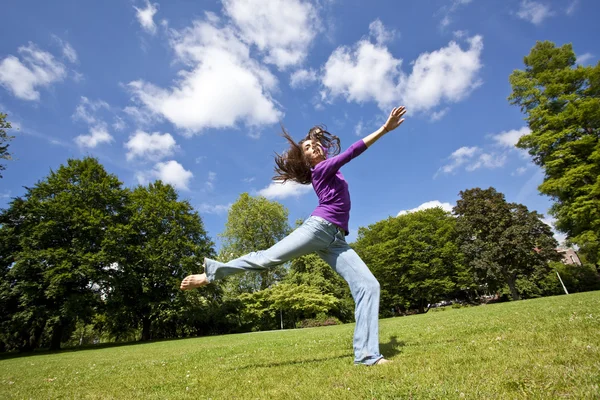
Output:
top-left (2, 292), bottom-right (599, 399)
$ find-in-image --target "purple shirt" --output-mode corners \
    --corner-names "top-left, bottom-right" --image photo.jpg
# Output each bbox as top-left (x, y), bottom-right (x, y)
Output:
top-left (310, 140), bottom-right (368, 235)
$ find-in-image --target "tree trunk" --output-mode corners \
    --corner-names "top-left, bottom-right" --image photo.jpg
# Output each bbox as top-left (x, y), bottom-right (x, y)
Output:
top-left (506, 276), bottom-right (521, 301)
top-left (50, 322), bottom-right (64, 351)
top-left (141, 317), bottom-right (152, 341)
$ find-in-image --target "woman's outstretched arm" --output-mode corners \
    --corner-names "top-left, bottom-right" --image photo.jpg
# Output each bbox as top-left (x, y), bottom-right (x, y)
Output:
top-left (362, 106), bottom-right (406, 148)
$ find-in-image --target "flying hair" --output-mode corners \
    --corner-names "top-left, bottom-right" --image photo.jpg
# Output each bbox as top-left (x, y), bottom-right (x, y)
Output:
top-left (273, 125), bottom-right (341, 184)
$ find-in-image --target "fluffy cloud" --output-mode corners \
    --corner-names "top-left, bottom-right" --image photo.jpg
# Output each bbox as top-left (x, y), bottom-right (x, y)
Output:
top-left (369, 19), bottom-right (396, 45)
top-left (321, 22), bottom-right (483, 113)
top-left (128, 17), bottom-right (281, 134)
top-left (258, 181), bottom-right (312, 199)
top-left (125, 130), bottom-right (178, 161)
top-left (222, 0), bottom-right (319, 70)
top-left (438, 146), bottom-right (506, 175)
top-left (134, 0), bottom-right (159, 34)
top-left (438, 0), bottom-right (473, 29)
top-left (576, 52), bottom-right (594, 65)
top-left (197, 203), bottom-right (231, 215)
top-left (52, 35), bottom-right (78, 63)
top-left (490, 126), bottom-right (530, 148)
top-left (75, 125), bottom-right (114, 148)
top-left (205, 171), bottom-right (217, 191)
top-left (72, 96), bottom-right (110, 125)
top-left (290, 68), bottom-right (318, 88)
top-left (0, 43), bottom-right (67, 101)
top-left (398, 200), bottom-right (454, 216)
top-left (517, 0), bottom-right (554, 25)
top-left (137, 160), bottom-right (193, 190)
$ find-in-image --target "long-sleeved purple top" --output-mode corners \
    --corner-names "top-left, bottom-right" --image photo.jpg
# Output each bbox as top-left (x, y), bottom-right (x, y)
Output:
top-left (310, 140), bottom-right (367, 235)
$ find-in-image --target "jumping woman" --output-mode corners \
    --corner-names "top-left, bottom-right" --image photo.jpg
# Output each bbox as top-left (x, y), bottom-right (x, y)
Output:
top-left (181, 106), bottom-right (407, 366)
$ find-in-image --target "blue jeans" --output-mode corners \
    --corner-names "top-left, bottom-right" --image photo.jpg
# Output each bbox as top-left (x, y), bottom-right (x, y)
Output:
top-left (204, 216), bottom-right (383, 365)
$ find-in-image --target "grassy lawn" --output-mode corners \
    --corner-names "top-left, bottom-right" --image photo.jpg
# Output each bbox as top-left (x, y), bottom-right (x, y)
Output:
top-left (1, 291), bottom-right (599, 399)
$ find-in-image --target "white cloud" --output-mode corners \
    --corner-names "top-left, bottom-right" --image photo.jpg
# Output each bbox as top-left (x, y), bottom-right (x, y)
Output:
top-left (205, 171), bottom-right (217, 191)
top-left (138, 160), bottom-right (193, 190)
top-left (566, 0), bottom-right (578, 15)
top-left (0, 43), bottom-right (67, 101)
top-left (128, 17), bottom-right (282, 134)
top-left (354, 120), bottom-right (364, 136)
top-left (576, 52), bottom-right (594, 65)
top-left (438, 146), bottom-right (479, 174)
top-left (466, 152), bottom-right (506, 171)
top-left (431, 108), bottom-right (449, 122)
top-left (243, 176), bottom-right (255, 183)
top-left (113, 116), bottom-right (126, 131)
top-left (290, 68), bottom-right (318, 88)
top-left (398, 200), bottom-right (453, 216)
top-left (439, 0), bottom-right (473, 29)
top-left (222, 0), bottom-right (319, 70)
top-left (542, 216), bottom-right (567, 245)
top-left (321, 26), bottom-right (483, 113)
top-left (125, 130), bottom-right (178, 161)
top-left (52, 36), bottom-right (78, 63)
top-left (134, 0), bottom-right (159, 34)
top-left (491, 126), bottom-right (530, 148)
top-left (512, 166), bottom-right (529, 176)
top-left (197, 203), bottom-right (231, 215)
top-left (369, 19), bottom-right (396, 45)
top-left (72, 96), bottom-right (110, 125)
top-left (399, 35), bottom-right (483, 112)
top-left (258, 180), bottom-right (312, 199)
top-left (517, 0), bottom-right (554, 25)
top-left (75, 125), bottom-right (114, 148)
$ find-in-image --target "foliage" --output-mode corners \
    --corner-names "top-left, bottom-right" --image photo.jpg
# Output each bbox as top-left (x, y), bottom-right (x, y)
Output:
top-left (0, 158), bottom-right (128, 351)
top-left (509, 41), bottom-right (600, 265)
top-left (218, 193), bottom-right (291, 294)
top-left (104, 181), bottom-right (215, 341)
top-left (239, 283), bottom-right (340, 330)
top-left (454, 187), bottom-right (561, 300)
top-left (0, 112), bottom-right (14, 178)
top-left (353, 207), bottom-right (472, 314)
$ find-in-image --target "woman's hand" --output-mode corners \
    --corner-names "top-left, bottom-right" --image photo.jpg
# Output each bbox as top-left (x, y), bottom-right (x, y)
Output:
top-left (383, 106), bottom-right (406, 132)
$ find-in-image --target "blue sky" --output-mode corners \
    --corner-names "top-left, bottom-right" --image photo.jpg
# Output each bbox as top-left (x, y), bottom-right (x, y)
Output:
top-left (1, 0), bottom-right (598, 248)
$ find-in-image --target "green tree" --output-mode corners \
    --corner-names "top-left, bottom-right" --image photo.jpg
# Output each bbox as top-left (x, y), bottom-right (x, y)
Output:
top-left (218, 193), bottom-right (290, 294)
top-left (0, 112), bottom-right (14, 178)
top-left (353, 207), bottom-right (471, 314)
top-left (453, 187), bottom-right (560, 301)
top-left (509, 41), bottom-right (600, 265)
top-left (104, 181), bottom-right (215, 341)
top-left (0, 158), bottom-right (128, 350)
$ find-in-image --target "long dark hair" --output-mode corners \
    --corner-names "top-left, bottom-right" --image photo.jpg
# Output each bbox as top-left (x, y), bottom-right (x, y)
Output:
top-left (273, 125), bottom-right (341, 184)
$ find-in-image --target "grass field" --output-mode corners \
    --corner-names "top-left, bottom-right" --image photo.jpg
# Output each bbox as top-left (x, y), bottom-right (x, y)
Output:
top-left (1, 291), bottom-right (599, 399)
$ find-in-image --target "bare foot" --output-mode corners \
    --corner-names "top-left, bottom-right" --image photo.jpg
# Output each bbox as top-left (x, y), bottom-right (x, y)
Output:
top-left (180, 273), bottom-right (208, 290)
top-left (374, 358), bottom-right (392, 366)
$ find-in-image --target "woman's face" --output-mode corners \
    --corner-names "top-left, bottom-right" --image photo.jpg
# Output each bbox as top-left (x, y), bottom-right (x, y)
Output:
top-left (302, 139), bottom-right (325, 167)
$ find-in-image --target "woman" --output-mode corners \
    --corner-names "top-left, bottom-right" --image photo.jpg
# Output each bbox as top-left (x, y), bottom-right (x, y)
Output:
top-left (181, 106), bottom-right (407, 365)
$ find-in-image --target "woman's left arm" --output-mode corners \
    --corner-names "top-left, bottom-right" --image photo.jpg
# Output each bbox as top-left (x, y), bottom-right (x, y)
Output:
top-left (362, 106), bottom-right (406, 148)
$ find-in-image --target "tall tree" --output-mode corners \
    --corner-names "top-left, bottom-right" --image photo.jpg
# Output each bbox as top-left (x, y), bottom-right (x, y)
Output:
top-left (0, 112), bottom-right (14, 178)
top-left (0, 158), bottom-right (128, 350)
top-left (509, 41), bottom-right (600, 265)
top-left (353, 207), bottom-right (471, 314)
top-left (104, 181), bottom-right (215, 341)
top-left (453, 187), bottom-right (560, 300)
top-left (218, 193), bottom-right (290, 293)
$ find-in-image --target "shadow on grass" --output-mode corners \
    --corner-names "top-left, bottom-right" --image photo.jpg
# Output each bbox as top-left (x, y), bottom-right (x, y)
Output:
top-left (380, 335), bottom-right (405, 359)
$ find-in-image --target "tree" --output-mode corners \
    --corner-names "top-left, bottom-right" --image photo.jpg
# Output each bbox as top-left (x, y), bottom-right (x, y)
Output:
top-left (509, 41), bottom-right (600, 265)
top-left (453, 187), bottom-right (560, 300)
top-left (0, 112), bottom-right (14, 178)
top-left (353, 207), bottom-right (471, 314)
top-left (218, 193), bottom-right (290, 293)
top-left (104, 181), bottom-right (215, 341)
top-left (0, 158), bottom-right (128, 350)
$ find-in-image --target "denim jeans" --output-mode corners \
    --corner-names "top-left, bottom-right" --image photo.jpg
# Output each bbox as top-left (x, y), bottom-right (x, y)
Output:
top-left (204, 216), bottom-right (383, 365)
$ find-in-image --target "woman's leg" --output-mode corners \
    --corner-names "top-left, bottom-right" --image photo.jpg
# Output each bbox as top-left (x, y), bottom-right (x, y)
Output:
top-left (204, 216), bottom-right (337, 282)
top-left (317, 230), bottom-right (383, 365)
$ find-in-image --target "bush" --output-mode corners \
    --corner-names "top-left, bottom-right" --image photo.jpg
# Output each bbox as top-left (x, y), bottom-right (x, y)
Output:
top-left (296, 314), bottom-right (341, 328)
